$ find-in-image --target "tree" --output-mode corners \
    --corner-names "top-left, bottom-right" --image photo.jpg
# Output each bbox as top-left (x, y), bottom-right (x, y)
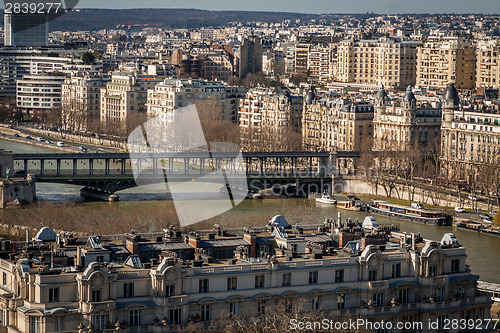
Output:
top-left (82, 51), bottom-right (96, 65)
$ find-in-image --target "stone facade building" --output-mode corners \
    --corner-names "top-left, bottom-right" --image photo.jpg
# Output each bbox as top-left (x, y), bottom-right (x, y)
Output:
top-left (0, 220), bottom-right (491, 333)
top-left (373, 86), bottom-right (442, 151)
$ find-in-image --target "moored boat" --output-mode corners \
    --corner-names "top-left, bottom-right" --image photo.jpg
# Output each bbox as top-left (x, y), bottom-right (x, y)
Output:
top-left (315, 194), bottom-right (336, 205)
top-left (336, 200), bottom-right (361, 211)
top-left (369, 200), bottom-right (450, 226)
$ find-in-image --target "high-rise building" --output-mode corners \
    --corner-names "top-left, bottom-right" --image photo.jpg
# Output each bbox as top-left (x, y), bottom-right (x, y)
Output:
top-left (238, 36), bottom-right (263, 78)
top-left (416, 39), bottom-right (476, 90)
top-left (336, 38), bottom-right (420, 90)
top-left (4, 12), bottom-right (49, 47)
top-left (0, 49), bottom-right (72, 97)
top-left (476, 40), bottom-right (500, 89)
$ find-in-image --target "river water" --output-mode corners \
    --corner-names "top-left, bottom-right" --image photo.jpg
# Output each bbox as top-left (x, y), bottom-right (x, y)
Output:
top-left (1, 139), bottom-right (500, 283)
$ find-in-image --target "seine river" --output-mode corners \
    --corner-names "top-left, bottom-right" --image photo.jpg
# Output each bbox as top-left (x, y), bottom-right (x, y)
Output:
top-left (1, 139), bottom-right (500, 283)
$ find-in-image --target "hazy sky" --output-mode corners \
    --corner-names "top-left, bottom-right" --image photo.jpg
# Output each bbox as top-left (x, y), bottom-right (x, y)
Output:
top-left (77, 0), bottom-right (500, 14)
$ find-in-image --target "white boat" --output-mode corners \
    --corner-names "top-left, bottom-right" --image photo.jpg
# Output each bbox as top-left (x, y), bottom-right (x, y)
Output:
top-left (316, 194), bottom-right (336, 205)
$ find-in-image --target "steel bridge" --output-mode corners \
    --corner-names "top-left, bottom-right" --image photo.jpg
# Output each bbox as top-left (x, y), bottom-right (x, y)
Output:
top-left (11, 151), bottom-right (359, 192)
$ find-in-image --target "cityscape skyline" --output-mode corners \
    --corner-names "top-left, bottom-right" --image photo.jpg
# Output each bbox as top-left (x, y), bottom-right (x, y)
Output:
top-left (74, 0), bottom-right (500, 14)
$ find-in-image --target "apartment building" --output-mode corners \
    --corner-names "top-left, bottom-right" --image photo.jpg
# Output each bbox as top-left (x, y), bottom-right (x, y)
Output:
top-left (238, 36), bottom-right (263, 78)
top-left (302, 90), bottom-right (374, 152)
top-left (147, 79), bottom-right (244, 123)
top-left (476, 40), bottom-right (500, 89)
top-left (373, 86), bottom-right (442, 151)
top-left (61, 73), bottom-right (109, 131)
top-left (294, 43), bottom-right (310, 74)
top-left (416, 39), bottom-right (476, 90)
top-left (100, 73), bottom-right (160, 131)
top-left (308, 45), bottom-right (334, 82)
top-left (0, 221), bottom-right (491, 333)
top-left (0, 49), bottom-right (73, 97)
top-left (238, 87), bottom-right (303, 134)
top-left (16, 74), bottom-right (65, 116)
top-left (336, 38), bottom-right (420, 90)
top-left (441, 83), bottom-right (500, 176)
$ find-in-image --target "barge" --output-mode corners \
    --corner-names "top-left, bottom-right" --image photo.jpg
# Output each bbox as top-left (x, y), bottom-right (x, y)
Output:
top-left (454, 218), bottom-right (500, 237)
top-left (368, 200), bottom-right (451, 226)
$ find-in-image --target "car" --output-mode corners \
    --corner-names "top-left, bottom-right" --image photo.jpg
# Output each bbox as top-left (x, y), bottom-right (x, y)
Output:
top-left (56, 141), bottom-right (64, 147)
top-left (455, 207), bottom-right (466, 213)
top-left (36, 137), bottom-right (43, 142)
top-left (13, 133), bottom-right (19, 137)
top-left (1, 133), bottom-right (5, 137)
top-left (489, 211), bottom-right (497, 215)
top-left (25, 136), bottom-right (32, 140)
top-left (468, 194), bottom-right (478, 201)
top-left (411, 203), bottom-right (424, 209)
top-left (347, 195), bottom-right (360, 201)
top-left (14, 170), bottom-right (26, 177)
top-left (45, 140), bottom-right (51, 144)
top-left (479, 214), bottom-right (492, 220)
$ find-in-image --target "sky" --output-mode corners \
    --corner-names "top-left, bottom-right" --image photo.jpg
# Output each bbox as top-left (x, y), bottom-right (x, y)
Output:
top-left (77, 0), bottom-right (500, 14)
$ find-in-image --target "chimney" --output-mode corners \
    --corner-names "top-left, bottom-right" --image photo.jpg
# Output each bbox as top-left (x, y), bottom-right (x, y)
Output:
top-left (361, 234), bottom-right (386, 251)
top-left (243, 231), bottom-right (257, 257)
top-left (76, 247), bottom-right (82, 267)
top-left (26, 230), bottom-right (29, 243)
top-left (337, 212), bottom-right (342, 229)
top-left (188, 234), bottom-right (200, 249)
top-left (126, 237), bottom-right (140, 255)
top-left (411, 233), bottom-right (416, 251)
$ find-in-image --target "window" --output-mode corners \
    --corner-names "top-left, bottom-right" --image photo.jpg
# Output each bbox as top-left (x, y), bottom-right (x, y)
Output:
top-left (433, 287), bottom-right (444, 302)
top-left (227, 277), bottom-right (237, 290)
top-left (96, 255), bottom-right (105, 263)
top-left (460, 284), bottom-right (468, 298)
top-left (229, 303), bottom-right (238, 317)
top-left (199, 279), bottom-right (209, 293)
top-left (429, 265), bottom-right (438, 277)
top-left (282, 273), bottom-right (291, 286)
top-left (29, 316), bottom-right (41, 333)
top-left (284, 298), bottom-right (293, 313)
top-left (398, 289), bottom-right (409, 303)
top-left (312, 296), bottom-right (321, 310)
top-left (335, 269), bottom-right (344, 283)
top-left (91, 289), bottom-right (102, 302)
top-left (258, 300), bottom-right (266, 315)
top-left (49, 288), bottom-right (59, 302)
top-left (168, 309), bottom-right (182, 325)
top-left (54, 316), bottom-right (66, 332)
top-left (166, 284), bottom-right (175, 297)
top-left (368, 269), bottom-right (377, 281)
top-left (129, 310), bottom-right (142, 327)
top-left (309, 271), bottom-right (318, 284)
top-left (451, 259), bottom-right (460, 273)
top-left (201, 304), bottom-right (211, 321)
top-left (255, 275), bottom-right (264, 288)
top-left (124, 283), bottom-right (134, 298)
top-left (337, 294), bottom-right (346, 309)
top-left (2, 272), bottom-right (5, 285)
top-left (392, 263), bottom-right (401, 278)
top-left (372, 292), bottom-right (385, 307)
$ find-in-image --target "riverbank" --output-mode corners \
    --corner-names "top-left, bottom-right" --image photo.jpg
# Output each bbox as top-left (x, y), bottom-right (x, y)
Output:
top-left (0, 124), bottom-right (120, 153)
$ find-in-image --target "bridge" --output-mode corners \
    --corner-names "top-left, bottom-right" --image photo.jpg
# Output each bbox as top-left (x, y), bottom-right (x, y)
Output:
top-left (10, 151), bottom-right (360, 192)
